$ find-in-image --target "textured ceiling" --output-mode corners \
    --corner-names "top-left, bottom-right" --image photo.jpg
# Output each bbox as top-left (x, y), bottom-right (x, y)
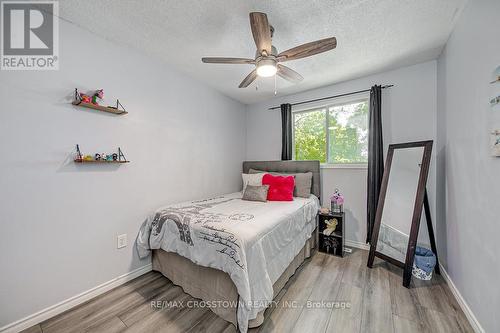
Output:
top-left (59, 0), bottom-right (466, 104)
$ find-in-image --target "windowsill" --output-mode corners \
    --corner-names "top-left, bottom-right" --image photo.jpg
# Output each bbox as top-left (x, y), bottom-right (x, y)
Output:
top-left (320, 163), bottom-right (368, 169)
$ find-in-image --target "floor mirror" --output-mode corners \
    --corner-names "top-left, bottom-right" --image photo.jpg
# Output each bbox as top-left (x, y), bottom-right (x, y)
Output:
top-left (367, 140), bottom-right (439, 288)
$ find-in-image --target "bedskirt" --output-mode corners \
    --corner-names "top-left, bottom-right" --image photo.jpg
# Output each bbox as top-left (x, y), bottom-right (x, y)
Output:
top-left (152, 229), bottom-right (316, 328)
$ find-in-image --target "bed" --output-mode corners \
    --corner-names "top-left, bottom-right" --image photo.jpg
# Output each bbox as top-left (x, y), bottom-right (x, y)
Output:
top-left (137, 161), bottom-right (321, 332)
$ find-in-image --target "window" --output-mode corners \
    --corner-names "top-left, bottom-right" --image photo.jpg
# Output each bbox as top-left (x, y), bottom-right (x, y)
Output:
top-left (292, 98), bottom-right (369, 165)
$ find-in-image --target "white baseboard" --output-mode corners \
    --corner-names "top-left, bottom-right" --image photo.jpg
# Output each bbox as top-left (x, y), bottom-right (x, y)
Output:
top-left (438, 264), bottom-right (484, 333)
top-left (345, 239), bottom-right (370, 250)
top-left (0, 264), bottom-right (152, 333)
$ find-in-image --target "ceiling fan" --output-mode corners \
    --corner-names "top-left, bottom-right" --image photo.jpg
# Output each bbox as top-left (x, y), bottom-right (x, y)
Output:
top-left (201, 12), bottom-right (337, 88)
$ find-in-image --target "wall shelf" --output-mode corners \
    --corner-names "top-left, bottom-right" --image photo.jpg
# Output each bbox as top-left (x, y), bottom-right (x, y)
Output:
top-left (72, 88), bottom-right (128, 115)
top-left (72, 101), bottom-right (128, 115)
top-left (74, 160), bottom-right (129, 164)
top-left (73, 145), bottom-right (129, 164)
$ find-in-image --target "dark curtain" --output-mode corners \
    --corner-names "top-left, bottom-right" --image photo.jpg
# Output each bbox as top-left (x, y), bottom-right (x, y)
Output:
top-left (280, 103), bottom-right (292, 160)
top-left (366, 85), bottom-right (384, 243)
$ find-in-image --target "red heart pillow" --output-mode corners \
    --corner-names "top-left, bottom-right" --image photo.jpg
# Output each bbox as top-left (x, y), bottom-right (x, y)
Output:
top-left (262, 174), bottom-right (295, 201)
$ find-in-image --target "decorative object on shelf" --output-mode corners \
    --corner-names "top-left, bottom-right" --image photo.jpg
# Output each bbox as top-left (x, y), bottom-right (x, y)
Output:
top-left (74, 144), bottom-right (129, 164)
top-left (490, 95), bottom-right (500, 106)
top-left (330, 188), bottom-right (344, 213)
top-left (491, 67), bottom-right (500, 106)
top-left (491, 130), bottom-right (500, 157)
top-left (76, 88), bottom-right (103, 105)
top-left (492, 66), bottom-right (500, 84)
top-left (319, 207), bottom-right (330, 215)
top-left (92, 89), bottom-right (104, 105)
top-left (318, 211), bottom-right (345, 257)
top-left (323, 218), bottom-right (338, 236)
top-left (323, 236), bottom-right (339, 255)
top-left (72, 88), bottom-right (128, 115)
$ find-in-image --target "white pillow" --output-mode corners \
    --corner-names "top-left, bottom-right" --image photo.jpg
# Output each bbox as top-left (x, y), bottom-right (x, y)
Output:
top-left (242, 173), bottom-right (265, 192)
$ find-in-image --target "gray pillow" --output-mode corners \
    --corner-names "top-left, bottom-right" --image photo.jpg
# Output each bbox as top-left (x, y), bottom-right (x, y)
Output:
top-left (242, 184), bottom-right (269, 202)
top-left (249, 169), bottom-right (313, 198)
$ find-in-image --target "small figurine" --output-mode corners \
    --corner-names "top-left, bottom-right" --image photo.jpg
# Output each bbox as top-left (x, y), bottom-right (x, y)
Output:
top-left (105, 154), bottom-right (113, 161)
top-left (83, 155), bottom-right (93, 161)
top-left (91, 89), bottom-right (104, 105)
top-left (323, 218), bottom-right (339, 236)
top-left (112, 153), bottom-right (118, 161)
top-left (79, 93), bottom-right (92, 103)
top-left (94, 153), bottom-right (102, 161)
top-left (76, 89), bottom-right (104, 105)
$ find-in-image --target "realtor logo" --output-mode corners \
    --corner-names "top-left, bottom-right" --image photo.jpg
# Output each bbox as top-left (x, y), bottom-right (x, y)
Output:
top-left (1, 0), bottom-right (59, 70)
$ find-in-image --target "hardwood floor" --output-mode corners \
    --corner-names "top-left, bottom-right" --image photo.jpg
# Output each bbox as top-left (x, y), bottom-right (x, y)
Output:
top-left (22, 249), bottom-right (473, 333)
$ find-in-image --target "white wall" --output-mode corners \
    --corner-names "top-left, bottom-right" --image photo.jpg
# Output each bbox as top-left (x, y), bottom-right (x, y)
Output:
top-left (437, 0), bottom-right (500, 331)
top-left (0, 19), bottom-right (246, 327)
top-left (246, 61), bottom-right (437, 245)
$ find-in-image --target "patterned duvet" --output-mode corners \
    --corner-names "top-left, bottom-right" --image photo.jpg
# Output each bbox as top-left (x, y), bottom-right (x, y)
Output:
top-left (137, 192), bottom-right (319, 332)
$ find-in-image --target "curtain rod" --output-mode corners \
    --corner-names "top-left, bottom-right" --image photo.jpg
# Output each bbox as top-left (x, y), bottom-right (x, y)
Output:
top-left (268, 84), bottom-right (394, 110)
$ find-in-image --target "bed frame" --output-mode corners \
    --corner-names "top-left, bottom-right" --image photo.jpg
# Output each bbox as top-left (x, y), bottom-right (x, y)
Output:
top-left (152, 160), bottom-right (321, 329)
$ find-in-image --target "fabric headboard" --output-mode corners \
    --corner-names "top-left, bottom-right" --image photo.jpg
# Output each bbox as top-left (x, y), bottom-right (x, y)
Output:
top-left (242, 160), bottom-right (321, 199)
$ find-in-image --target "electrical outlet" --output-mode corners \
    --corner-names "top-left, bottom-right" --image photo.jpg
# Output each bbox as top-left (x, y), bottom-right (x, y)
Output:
top-left (117, 234), bottom-right (127, 249)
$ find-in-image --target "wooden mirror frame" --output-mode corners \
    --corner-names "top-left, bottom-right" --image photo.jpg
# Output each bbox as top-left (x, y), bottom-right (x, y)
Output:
top-left (367, 140), bottom-right (439, 288)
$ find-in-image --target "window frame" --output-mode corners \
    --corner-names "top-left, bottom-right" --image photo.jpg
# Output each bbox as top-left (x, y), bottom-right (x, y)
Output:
top-left (291, 94), bottom-right (370, 168)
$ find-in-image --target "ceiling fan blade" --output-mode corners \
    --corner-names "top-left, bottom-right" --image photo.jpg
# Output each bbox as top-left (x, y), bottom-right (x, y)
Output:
top-left (239, 69), bottom-right (258, 88)
top-left (277, 64), bottom-right (303, 83)
top-left (277, 37), bottom-right (337, 62)
top-left (249, 12), bottom-right (272, 56)
top-left (202, 57), bottom-right (255, 64)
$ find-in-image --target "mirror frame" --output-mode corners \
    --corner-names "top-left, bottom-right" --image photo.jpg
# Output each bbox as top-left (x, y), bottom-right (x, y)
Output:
top-left (367, 140), bottom-right (434, 288)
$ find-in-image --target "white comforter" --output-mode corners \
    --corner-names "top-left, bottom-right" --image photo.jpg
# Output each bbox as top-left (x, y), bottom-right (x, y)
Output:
top-left (136, 192), bottom-right (319, 332)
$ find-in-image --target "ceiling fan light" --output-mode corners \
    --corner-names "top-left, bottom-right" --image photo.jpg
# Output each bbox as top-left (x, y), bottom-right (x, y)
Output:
top-left (256, 59), bottom-right (277, 77)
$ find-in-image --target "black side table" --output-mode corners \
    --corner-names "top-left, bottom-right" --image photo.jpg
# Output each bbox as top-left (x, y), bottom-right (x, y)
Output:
top-left (318, 211), bottom-right (345, 257)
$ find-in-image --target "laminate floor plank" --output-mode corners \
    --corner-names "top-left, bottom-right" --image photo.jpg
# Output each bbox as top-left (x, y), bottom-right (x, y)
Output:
top-left (121, 292), bottom-right (193, 333)
top-left (392, 314), bottom-right (425, 333)
top-left (413, 279), bottom-right (458, 317)
top-left (187, 311), bottom-right (233, 333)
top-left (119, 283), bottom-right (184, 327)
top-left (158, 306), bottom-right (209, 333)
top-left (19, 325), bottom-right (42, 333)
top-left (418, 305), bottom-right (469, 333)
top-left (387, 263), bottom-right (421, 323)
top-left (41, 271), bottom-right (162, 333)
top-left (340, 248), bottom-right (367, 288)
top-left (256, 253), bottom-right (326, 333)
top-left (291, 254), bottom-right (345, 333)
top-left (21, 250), bottom-right (473, 333)
top-left (84, 316), bottom-right (127, 333)
top-left (325, 282), bottom-right (363, 333)
top-left (360, 259), bottom-right (395, 333)
top-left (42, 291), bottom-right (148, 333)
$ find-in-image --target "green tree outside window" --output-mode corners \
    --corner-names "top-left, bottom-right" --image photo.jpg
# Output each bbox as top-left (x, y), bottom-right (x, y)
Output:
top-left (293, 100), bottom-right (368, 164)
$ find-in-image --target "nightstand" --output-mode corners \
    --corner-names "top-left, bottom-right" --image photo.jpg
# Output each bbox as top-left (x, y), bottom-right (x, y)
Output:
top-left (318, 211), bottom-right (345, 257)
